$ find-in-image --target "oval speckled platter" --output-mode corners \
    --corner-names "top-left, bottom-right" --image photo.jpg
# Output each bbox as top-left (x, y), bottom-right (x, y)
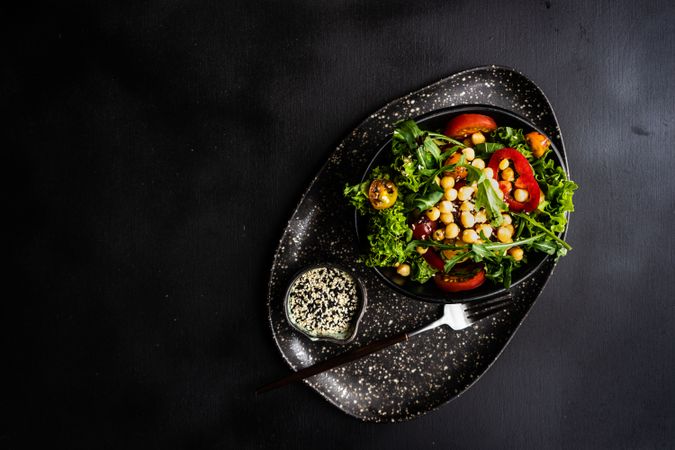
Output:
top-left (266, 66), bottom-right (569, 422)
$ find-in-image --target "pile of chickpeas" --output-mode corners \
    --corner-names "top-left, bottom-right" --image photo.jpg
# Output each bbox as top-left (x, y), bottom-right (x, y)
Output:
top-left (416, 132), bottom-right (524, 269)
top-left (393, 132), bottom-right (540, 278)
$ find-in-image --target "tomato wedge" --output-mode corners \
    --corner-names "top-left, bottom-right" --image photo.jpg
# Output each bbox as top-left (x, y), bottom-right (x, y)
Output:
top-left (434, 266), bottom-right (486, 292)
top-left (443, 151), bottom-right (468, 181)
top-left (487, 148), bottom-right (541, 213)
top-left (368, 179), bottom-right (398, 210)
top-left (525, 131), bottom-right (550, 158)
top-left (445, 114), bottom-right (497, 139)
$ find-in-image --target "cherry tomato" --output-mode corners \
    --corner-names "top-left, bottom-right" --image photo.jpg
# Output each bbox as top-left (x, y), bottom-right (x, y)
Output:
top-left (525, 132), bottom-right (551, 158)
top-left (410, 216), bottom-right (445, 270)
top-left (411, 216), bottom-right (437, 240)
top-left (445, 114), bottom-right (497, 139)
top-left (368, 179), bottom-right (398, 210)
top-left (433, 266), bottom-right (486, 292)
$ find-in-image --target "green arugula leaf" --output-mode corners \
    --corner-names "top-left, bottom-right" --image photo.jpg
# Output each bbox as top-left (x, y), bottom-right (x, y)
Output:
top-left (464, 164), bottom-right (507, 227)
top-left (412, 189), bottom-right (444, 211)
top-left (473, 142), bottom-right (505, 155)
top-left (444, 252), bottom-right (469, 272)
top-left (513, 212), bottom-right (571, 251)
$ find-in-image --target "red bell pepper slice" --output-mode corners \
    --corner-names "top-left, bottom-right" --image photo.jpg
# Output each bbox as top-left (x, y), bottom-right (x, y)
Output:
top-left (434, 265), bottom-right (486, 292)
top-left (488, 148), bottom-right (541, 212)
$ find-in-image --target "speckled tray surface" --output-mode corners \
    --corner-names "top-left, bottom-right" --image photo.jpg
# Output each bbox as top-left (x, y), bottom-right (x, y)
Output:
top-left (266, 66), bottom-right (569, 422)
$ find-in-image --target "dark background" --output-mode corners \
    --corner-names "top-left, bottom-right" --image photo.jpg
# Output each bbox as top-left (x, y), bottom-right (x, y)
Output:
top-left (7, 0), bottom-right (675, 449)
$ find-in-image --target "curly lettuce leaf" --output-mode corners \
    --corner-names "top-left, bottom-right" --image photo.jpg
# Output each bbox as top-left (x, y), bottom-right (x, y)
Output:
top-left (492, 126), bottom-right (533, 159)
top-left (362, 202), bottom-right (412, 267)
top-left (409, 254), bottom-right (437, 283)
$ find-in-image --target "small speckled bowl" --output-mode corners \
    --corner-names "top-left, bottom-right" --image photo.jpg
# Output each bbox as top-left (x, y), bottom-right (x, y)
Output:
top-left (283, 264), bottom-right (367, 345)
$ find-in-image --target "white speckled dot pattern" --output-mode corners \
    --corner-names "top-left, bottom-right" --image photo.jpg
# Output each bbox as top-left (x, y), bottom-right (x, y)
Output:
top-left (266, 66), bottom-right (569, 422)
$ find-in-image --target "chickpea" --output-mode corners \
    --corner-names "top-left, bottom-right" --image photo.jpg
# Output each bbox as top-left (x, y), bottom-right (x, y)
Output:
top-left (396, 263), bottom-right (411, 276)
top-left (471, 158), bottom-right (486, 169)
top-left (425, 207), bottom-right (440, 221)
top-left (470, 131), bottom-right (486, 145)
top-left (433, 229), bottom-right (445, 241)
top-left (483, 167), bottom-right (494, 179)
top-left (474, 210), bottom-right (487, 223)
top-left (501, 214), bottom-right (512, 225)
top-left (505, 224), bottom-right (515, 234)
top-left (497, 226), bottom-right (513, 243)
top-left (440, 213), bottom-right (454, 224)
top-left (440, 176), bottom-right (455, 190)
top-left (458, 186), bottom-right (474, 201)
top-left (476, 223), bottom-right (493, 239)
top-left (513, 188), bottom-right (530, 203)
top-left (498, 158), bottom-right (510, 171)
top-left (445, 223), bottom-right (460, 239)
top-left (462, 147), bottom-right (475, 161)
top-left (462, 229), bottom-right (479, 244)
top-left (460, 201), bottom-right (475, 212)
top-left (460, 212), bottom-right (475, 228)
top-left (501, 167), bottom-right (515, 182)
top-left (509, 246), bottom-right (524, 261)
top-left (416, 246), bottom-right (428, 255)
top-left (444, 188), bottom-right (458, 201)
top-left (438, 201), bottom-right (454, 214)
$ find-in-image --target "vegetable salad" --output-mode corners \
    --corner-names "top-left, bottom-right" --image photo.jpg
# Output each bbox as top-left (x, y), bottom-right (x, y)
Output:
top-left (344, 114), bottom-right (578, 293)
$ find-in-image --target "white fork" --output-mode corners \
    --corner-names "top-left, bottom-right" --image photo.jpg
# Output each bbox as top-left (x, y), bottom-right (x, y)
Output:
top-left (409, 292), bottom-right (513, 336)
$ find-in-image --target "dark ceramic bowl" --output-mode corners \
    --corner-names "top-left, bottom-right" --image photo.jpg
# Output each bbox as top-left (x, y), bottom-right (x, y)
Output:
top-left (355, 105), bottom-right (566, 303)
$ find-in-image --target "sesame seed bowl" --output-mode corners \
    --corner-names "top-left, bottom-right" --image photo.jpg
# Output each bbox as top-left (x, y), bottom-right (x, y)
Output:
top-left (266, 66), bottom-right (571, 422)
top-left (284, 264), bottom-right (367, 344)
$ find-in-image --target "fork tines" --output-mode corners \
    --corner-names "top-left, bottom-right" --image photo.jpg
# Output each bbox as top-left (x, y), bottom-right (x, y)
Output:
top-left (463, 292), bottom-right (513, 322)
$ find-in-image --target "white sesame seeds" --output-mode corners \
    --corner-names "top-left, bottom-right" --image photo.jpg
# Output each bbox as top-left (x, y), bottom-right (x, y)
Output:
top-left (287, 267), bottom-right (361, 340)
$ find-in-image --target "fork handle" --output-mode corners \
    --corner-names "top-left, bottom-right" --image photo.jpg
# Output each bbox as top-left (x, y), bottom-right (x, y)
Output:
top-left (256, 332), bottom-right (409, 394)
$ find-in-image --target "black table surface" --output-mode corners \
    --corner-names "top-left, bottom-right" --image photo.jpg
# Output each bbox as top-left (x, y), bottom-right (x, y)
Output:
top-left (8, 0), bottom-right (675, 449)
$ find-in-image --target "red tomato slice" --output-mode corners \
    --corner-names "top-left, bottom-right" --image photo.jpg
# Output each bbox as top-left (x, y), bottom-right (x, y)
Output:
top-left (445, 114), bottom-right (497, 139)
top-left (433, 266), bottom-right (486, 292)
